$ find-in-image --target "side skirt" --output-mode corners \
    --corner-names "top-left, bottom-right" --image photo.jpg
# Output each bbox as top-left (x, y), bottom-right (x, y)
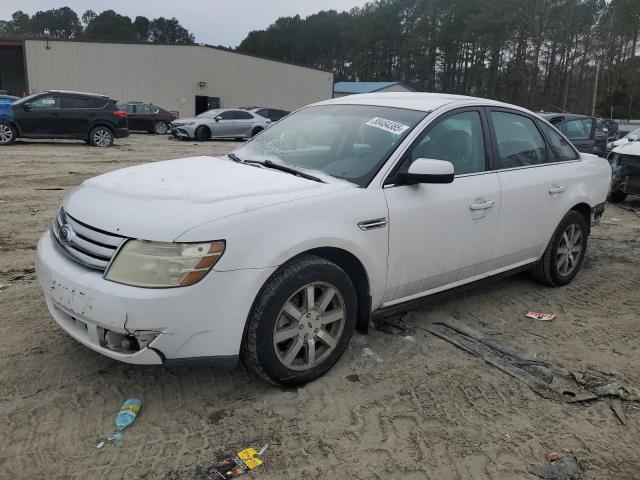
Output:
top-left (371, 262), bottom-right (536, 320)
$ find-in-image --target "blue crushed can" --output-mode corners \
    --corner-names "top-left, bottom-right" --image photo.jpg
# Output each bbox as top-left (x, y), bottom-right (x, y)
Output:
top-left (115, 399), bottom-right (142, 431)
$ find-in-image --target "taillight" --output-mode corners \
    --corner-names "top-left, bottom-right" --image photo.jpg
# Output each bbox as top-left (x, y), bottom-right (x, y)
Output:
top-left (171, 111), bottom-right (179, 119)
top-left (113, 110), bottom-right (127, 119)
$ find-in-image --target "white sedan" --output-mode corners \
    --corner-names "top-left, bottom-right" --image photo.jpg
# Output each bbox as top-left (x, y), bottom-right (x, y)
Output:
top-left (170, 108), bottom-right (270, 141)
top-left (37, 93), bottom-right (611, 386)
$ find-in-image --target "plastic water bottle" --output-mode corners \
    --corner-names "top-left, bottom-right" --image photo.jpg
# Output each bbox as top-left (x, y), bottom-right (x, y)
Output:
top-left (115, 399), bottom-right (142, 431)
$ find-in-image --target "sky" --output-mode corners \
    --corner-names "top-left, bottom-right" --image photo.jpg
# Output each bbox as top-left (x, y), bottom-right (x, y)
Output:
top-left (0, 0), bottom-right (370, 47)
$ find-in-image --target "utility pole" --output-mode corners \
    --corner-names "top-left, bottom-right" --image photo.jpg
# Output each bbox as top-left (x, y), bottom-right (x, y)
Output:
top-left (591, 63), bottom-right (600, 117)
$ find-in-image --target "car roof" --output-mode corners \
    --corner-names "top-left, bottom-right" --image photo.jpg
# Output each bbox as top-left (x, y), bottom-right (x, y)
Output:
top-left (45, 90), bottom-right (110, 99)
top-left (540, 112), bottom-right (593, 120)
top-left (613, 140), bottom-right (640, 156)
top-left (315, 92), bottom-right (529, 113)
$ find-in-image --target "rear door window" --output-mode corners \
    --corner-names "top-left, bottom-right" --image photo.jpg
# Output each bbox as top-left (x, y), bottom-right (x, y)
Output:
top-left (61, 96), bottom-right (93, 109)
top-left (490, 111), bottom-right (548, 168)
top-left (540, 123), bottom-right (579, 161)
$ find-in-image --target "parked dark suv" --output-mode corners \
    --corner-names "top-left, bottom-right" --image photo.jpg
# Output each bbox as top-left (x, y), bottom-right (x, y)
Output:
top-left (0, 90), bottom-right (128, 147)
top-left (118, 101), bottom-right (177, 134)
top-left (540, 113), bottom-right (607, 157)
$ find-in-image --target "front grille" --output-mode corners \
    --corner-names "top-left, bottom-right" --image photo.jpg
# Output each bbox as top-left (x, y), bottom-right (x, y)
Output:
top-left (51, 208), bottom-right (125, 271)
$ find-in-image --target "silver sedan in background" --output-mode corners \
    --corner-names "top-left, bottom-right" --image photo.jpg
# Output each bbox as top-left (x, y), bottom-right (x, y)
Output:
top-left (170, 108), bottom-right (271, 141)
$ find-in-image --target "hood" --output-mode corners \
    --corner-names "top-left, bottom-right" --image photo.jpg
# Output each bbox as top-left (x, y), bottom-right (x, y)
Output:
top-left (64, 156), bottom-right (354, 241)
top-left (613, 140), bottom-right (640, 156)
top-left (610, 138), bottom-right (629, 148)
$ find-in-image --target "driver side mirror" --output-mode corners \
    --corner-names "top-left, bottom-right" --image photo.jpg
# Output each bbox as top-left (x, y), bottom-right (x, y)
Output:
top-left (398, 158), bottom-right (455, 185)
top-left (23, 103), bottom-right (32, 112)
top-left (215, 116), bottom-right (222, 122)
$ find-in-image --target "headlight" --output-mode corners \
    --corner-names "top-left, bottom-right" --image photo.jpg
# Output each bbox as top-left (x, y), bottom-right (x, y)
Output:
top-left (105, 240), bottom-right (225, 288)
top-left (186, 122), bottom-right (196, 126)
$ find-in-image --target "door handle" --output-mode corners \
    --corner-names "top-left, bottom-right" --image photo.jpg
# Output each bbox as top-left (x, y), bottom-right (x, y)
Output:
top-left (469, 200), bottom-right (495, 211)
top-left (549, 185), bottom-right (565, 195)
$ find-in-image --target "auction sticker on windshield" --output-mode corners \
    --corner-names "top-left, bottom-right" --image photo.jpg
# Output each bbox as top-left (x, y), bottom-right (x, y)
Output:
top-left (366, 117), bottom-right (410, 135)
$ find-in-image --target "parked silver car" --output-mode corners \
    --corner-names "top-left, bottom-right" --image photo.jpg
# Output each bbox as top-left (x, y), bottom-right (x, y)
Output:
top-left (170, 108), bottom-right (270, 141)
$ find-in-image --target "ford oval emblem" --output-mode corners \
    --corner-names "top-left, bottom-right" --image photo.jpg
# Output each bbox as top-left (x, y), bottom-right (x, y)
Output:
top-left (59, 224), bottom-right (75, 244)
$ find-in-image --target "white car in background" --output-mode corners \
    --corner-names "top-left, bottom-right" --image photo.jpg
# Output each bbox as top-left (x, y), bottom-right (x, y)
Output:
top-left (37, 93), bottom-right (611, 386)
top-left (170, 108), bottom-right (270, 141)
top-left (607, 126), bottom-right (640, 153)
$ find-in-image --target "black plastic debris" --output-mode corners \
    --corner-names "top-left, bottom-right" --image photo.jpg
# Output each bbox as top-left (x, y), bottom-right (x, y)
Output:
top-left (529, 454), bottom-right (580, 480)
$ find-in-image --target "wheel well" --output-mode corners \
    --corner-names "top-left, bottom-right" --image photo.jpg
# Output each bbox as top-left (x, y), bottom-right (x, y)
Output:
top-left (570, 203), bottom-right (591, 235)
top-left (304, 247), bottom-right (371, 334)
top-left (252, 126), bottom-right (263, 133)
top-left (89, 123), bottom-right (114, 137)
top-left (2, 121), bottom-right (21, 136)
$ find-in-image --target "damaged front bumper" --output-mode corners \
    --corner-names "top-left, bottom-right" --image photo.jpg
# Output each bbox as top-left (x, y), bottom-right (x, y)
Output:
top-left (36, 230), bottom-right (276, 366)
top-left (610, 153), bottom-right (640, 196)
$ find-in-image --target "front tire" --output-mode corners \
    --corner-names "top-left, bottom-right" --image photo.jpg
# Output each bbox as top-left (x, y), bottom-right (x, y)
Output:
top-left (530, 211), bottom-right (588, 287)
top-left (243, 256), bottom-right (357, 387)
top-left (195, 126), bottom-right (210, 141)
top-left (89, 126), bottom-right (114, 147)
top-left (251, 127), bottom-right (263, 137)
top-left (0, 122), bottom-right (16, 145)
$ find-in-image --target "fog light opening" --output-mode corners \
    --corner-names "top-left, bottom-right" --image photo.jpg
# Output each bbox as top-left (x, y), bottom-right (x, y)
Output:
top-left (97, 328), bottom-right (159, 353)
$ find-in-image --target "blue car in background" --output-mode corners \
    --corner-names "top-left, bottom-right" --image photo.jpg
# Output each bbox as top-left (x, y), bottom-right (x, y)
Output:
top-left (0, 95), bottom-right (19, 104)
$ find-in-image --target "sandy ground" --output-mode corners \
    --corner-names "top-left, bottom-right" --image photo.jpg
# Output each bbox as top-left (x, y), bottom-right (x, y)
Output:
top-left (1, 134), bottom-right (639, 480)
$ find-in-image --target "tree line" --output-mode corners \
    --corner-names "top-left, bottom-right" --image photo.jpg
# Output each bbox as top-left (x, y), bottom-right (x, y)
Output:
top-left (0, 7), bottom-right (194, 44)
top-left (238, 0), bottom-right (640, 119)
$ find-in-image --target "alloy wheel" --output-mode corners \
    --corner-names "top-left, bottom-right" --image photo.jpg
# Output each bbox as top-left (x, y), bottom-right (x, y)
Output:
top-left (556, 223), bottom-right (583, 276)
top-left (0, 124), bottom-right (13, 143)
top-left (93, 128), bottom-right (112, 147)
top-left (272, 282), bottom-right (346, 371)
top-left (155, 122), bottom-right (168, 134)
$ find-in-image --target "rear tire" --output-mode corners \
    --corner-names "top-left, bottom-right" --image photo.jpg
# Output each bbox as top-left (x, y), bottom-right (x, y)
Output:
top-left (153, 121), bottom-right (169, 135)
top-left (608, 190), bottom-right (627, 203)
top-left (530, 211), bottom-right (588, 287)
top-left (0, 122), bottom-right (16, 145)
top-left (89, 126), bottom-right (114, 147)
top-left (195, 126), bottom-right (210, 141)
top-left (243, 255), bottom-right (357, 387)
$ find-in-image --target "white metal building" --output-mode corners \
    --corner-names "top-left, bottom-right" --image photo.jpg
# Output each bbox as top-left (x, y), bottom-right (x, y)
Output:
top-left (0, 39), bottom-right (334, 116)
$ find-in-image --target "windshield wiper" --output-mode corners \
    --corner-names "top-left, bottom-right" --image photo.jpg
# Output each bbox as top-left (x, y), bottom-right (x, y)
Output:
top-left (227, 152), bottom-right (243, 163)
top-left (244, 159), bottom-right (326, 183)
